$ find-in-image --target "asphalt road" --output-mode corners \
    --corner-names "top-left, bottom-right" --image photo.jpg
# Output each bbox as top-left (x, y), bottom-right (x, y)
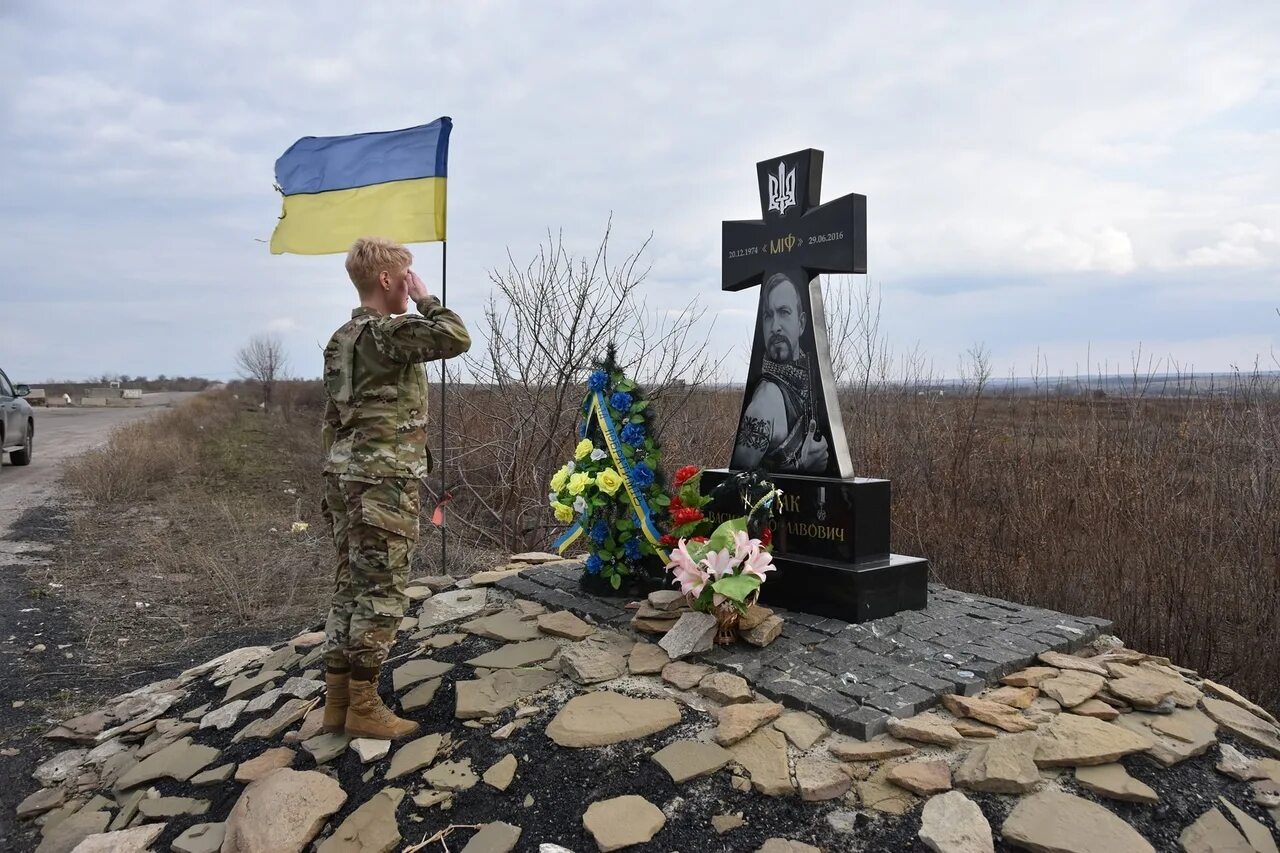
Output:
top-left (0, 393), bottom-right (195, 531)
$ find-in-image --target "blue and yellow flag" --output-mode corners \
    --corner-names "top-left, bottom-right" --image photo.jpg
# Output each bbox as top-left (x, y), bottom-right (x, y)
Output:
top-left (270, 117), bottom-right (451, 255)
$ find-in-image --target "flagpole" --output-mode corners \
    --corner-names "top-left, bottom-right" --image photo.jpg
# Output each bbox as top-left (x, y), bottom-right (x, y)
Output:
top-left (439, 240), bottom-right (448, 576)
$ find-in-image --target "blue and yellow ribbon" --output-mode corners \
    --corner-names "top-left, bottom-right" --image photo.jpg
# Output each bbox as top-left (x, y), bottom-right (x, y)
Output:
top-left (552, 390), bottom-right (669, 565)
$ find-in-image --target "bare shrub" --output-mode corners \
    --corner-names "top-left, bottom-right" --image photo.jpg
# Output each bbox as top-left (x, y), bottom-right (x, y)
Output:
top-left (433, 223), bottom-right (720, 552)
top-left (235, 333), bottom-right (289, 406)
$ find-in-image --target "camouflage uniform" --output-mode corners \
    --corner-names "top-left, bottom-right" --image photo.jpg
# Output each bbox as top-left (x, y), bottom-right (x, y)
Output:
top-left (320, 296), bottom-right (470, 672)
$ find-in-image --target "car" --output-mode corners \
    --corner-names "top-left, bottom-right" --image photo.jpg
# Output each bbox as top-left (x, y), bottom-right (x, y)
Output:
top-left (0, 367), bottom-right (34, 470)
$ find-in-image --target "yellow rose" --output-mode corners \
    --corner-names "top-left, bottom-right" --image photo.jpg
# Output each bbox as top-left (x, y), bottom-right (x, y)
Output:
top-left (574, 439), bottom-right (594, 460)
top-left (568, 472), bottom-right (594, 495)
top-left (596, 467), bottom-right (623, 496)
top-left (552, 502), bottom-right (574, 523)
top-left (549, 466), bottom-right (569, 492)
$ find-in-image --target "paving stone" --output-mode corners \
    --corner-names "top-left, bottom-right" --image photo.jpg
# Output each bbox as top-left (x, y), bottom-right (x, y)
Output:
top-left (1112, 708), bottom-right (1217, 766)
top-left (659, 611), bottom-right (718, 659)
top-left (1001, 667), bottom-right (1061, 689)
top-left (234, 698), bottom-right (310, 742)
top-left (1003, 790), bottom-right (1154, 853)
top-left (1219, 797), bottom-right (1279, 853)
top-left (35, 809), bottom-right (110, 853)
top-left (661, 661), bottom-right (712, 690)
top-left (984, 686), bottom-right (1038, 709)
top-left (224, 670), bottom-right (283, 703)
top-left (652, 740), bottom-right (733, 783)
top-left (316, 787), bottom-right (404, 853)
top-left (954, 720), bottom-right (1001, 738)
top-left (386, 734), bottom-right (444, 780)
top-left (728, 725), bottom-right (794, 796)
top-left (536, 610), bottom-right (595, 640)
top-left (742, 615), bottom-right (785, 647)
top-left (887, 713), bottom-right (962, 747)
top-left (546, 691), bottom-right (681, 747)
top-left (1075, 763), bottom-right (1158, 804)
top-left (1201, 697), bottom-right (1280, 757)
top-left (463, 610), bottom-right (541, 642)
top-left (222, 768), bottom-right (346, 853)
top-left (559, 641), bottom-right (627, 684)
top-left (460, 821), bottom-right (522, 853)
top-left (583, 795), bottom-right (666, 852)
top-left (888, 760), bottom-right (952, 795)
top-left (918, 790), bottom-right (994, 853)
top-left (1068, 698), bottom-right (1120, 721)
top-left (1202, 679), bottom-right (1279, 725)
top-left (113, 737), bottom-right (220, 791)
top-left (1036, 651), bottom-right (1108, 676)
top-left (418, 589), bottom-right (489, 629)
top-left (1178, 805), bottom-right (1253, 853)
top-left (17, 786), bottom-right (66, 818)
top-left (234, 747), bottom-right (295, 782)
top-left (774, 711), bottom-right (828, 750)
top-left (698, 672), bottom-right (753, 704)
top-left (712, 813), bottom-right (746, 835)
top-left (138, 796), bottom-right (210, 818)
top-left (955, 733), bottom-right (1040, 794)
top-left (349, 738), bottom-right (391, 764)
top-left (465, 639), bottom-right (558, 670)
top-left (301, 732), bottom-right (350, 765)
top-left (200, 700), bottom-right (248, 731)
top-left (647, 590), bottom-right (687, 611)
top-left (1033, 713), bottom-right (1154, 767)
top-left (455, 668), bottom-right (559, 719)
top-left (713, 702), bottom-right (784, 746)
top-left (482, 754), bottom-right (518, 791)
top-left (796, 754), bottom-right (853, 801)
top-left (628, 642), bottom-right (670, 675)
top-left (828, 735), bottom-right (916, 761)
top-left (857, 762), bottom-right (918, 815)
top-left (400, 678), bottom-right (442, 712)
top-left (190, 763), bottom-right (236, 786)
top-left (391, 659), bottom-right (454, 691)
top-left (171, 822), bottom-right (225, 853)
top-left (424, 759), bottom-right (477, 791)
top-left (942, 694), bottom-right (1039, 733)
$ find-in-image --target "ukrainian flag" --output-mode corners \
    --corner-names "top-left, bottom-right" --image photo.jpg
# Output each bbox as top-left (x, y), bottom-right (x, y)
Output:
top-left (270, 117), bottom-right (451, 255)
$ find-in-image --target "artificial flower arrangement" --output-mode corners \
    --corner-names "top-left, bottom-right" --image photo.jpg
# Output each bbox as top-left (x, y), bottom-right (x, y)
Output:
top-left (665, 470), bottom-right (783, 642)
top-left (547, 352), bottom-right (669, 592)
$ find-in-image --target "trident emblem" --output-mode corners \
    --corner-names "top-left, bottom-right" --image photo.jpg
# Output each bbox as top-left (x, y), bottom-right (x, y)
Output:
top-left (768, 161), bottom-right (797, 215)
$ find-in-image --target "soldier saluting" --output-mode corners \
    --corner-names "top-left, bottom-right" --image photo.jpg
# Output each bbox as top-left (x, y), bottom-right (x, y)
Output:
top-left (319, 236), bottom-right (470, 740)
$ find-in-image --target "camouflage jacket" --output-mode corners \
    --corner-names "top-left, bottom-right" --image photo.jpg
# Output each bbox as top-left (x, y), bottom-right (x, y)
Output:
top-left (322, 296), bottom-right (470, 480)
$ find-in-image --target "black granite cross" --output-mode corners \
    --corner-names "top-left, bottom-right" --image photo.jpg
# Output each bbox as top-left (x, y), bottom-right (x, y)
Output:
top-left (721, 148), bottom-right (866, 291)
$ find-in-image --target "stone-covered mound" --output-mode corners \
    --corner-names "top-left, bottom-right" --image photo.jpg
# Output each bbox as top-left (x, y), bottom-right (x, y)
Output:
top-left (10, 555), bottom-right (1280, 852)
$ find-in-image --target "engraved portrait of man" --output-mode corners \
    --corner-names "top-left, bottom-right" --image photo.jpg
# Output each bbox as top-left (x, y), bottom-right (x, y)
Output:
top-left (731, 272), bottom-right (830, 473)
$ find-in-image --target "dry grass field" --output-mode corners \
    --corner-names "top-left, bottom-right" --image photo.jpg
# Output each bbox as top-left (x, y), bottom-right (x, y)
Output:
top-left (51, 370), bottom-right (1279, 714)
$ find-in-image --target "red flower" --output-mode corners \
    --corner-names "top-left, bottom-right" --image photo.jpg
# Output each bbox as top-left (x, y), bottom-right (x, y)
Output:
top-left (760, 527), bottom-right (773, 547)
top-left (671, 506), bottom-right (704, 526)
top-left (659, 534), bottom-right (677, 546)
top-left (673, 465), bottom-right (700, 487)
top-left (668, 496), bottom-right (683, 512)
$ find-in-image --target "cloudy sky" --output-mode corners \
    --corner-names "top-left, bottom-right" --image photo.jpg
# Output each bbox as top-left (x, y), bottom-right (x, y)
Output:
top-left (2, 2), bottom-right (1277, 383)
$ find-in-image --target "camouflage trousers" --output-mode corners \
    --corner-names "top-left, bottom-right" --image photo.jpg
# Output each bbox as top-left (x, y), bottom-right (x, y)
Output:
top-left (321, 474), bottom-right (420, 671)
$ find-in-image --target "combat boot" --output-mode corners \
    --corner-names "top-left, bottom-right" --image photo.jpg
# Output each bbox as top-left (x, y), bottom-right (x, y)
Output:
top-left (346, 675), bottom-right (420, 740)
top-left (322, 669), bottom-right (350, 733)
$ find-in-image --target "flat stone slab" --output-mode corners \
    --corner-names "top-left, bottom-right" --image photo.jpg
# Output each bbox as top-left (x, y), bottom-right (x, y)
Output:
top-left (1003, 790), bottom-right (1154, 853)
top-left (456, 669), bottom-right (559, 719)
top-left (419, 589), bottom-right (489, 629)
top-left (386, 733), bottom-right (444, 779)
top-left (465, 639), bottom-right (558, 670)
top-left (391, 658), bottom-right (454, 691)
top-left (316, 788), bottom-right (404, 853)
top-left (546, 691), bottom-right (681, 747)
top-left (498, 565), bottom-right (1113, 740)
top-left (652, 739), bottom-right (733, 783)
top-left (537, 610), bottom-right (595, 640)
top-left (400, 678), bottom-right (442, 711)
top-left (583, 795), bottom-right (666, 851)
top-left (463, 610), bottom-right (541, 642)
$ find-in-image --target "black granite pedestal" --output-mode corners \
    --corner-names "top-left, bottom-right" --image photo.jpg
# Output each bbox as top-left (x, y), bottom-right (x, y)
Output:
top-left (700, 468), bottom-right (928, 622)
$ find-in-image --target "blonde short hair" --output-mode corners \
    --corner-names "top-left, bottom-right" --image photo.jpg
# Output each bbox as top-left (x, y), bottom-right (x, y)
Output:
top-left (346, 237), bottom-right (413, 294)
